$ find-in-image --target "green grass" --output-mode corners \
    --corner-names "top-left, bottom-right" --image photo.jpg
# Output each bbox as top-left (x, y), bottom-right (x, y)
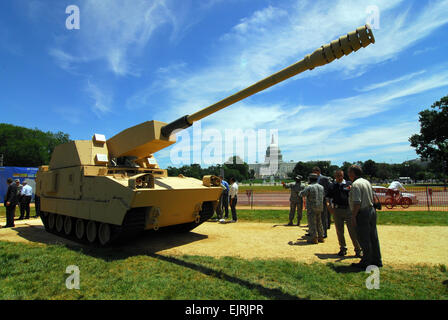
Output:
top-left (0, 241), bottom-right (446, 300)
top-left (239, 185), bottom-right (288, 193)
top-left (3, 207), bottom-right (447, 226)
top-left (234, 210), bottom-right (448, 226)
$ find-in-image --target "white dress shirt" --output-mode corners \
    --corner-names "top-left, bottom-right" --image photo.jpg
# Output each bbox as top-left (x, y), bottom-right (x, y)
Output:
top-left (229, 182), bottom-right (238, 199)
top-left (21, 184), bottom-right (33, 196)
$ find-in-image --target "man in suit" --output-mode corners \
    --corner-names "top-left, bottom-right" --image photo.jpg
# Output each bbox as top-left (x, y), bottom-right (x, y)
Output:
top-left (3, 178), bottom-right (19, 228)
top-left (312, 167), bottom-right (331, 238)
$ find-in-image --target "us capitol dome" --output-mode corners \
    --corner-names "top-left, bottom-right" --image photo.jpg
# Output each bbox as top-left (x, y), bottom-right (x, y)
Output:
top-left (248, 135), bottom-right (295, 179)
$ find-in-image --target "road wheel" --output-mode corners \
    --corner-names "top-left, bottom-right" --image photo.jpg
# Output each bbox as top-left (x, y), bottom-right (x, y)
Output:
top-left (98, 223), bottom-right (112, 246)
top-left (48, 213), bottom-right (56, 230)
top-left (384, 197), bottom-right (395, 209)
top-left (64, 216), bottom-right (73, 235)
top-left (55, 215), bottom-right (64, 233)
top-left (40, 212), bottom-right (49, 230)
top-left (400, 197), bottom-right (411, 209)
top-left (86, 221), bottom-right (97, 243)
top-left (75, 219), bottom-right (85, 240)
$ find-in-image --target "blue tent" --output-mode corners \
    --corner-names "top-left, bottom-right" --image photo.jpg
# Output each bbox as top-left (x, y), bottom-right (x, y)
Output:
top-left (0, 167), bottom-right (38, 203)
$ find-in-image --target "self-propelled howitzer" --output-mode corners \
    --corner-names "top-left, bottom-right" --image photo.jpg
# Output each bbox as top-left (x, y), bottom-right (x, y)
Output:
top-left (35, 25), bottom-right (375, 245)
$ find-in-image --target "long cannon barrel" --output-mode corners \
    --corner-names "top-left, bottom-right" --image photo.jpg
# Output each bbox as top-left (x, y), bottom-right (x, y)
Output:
top-left (161, 24), bottom-right (375, 137)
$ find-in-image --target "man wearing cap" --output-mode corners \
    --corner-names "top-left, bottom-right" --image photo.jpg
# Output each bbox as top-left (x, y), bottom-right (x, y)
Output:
top-left (282, 175), bottom-right (304, 226)
top-left (312, 167), bottom-right (331, 238)
top-left (3, 178), bottom-right (19, 228)
top-left (19, 181), bottom-right (33, 220)
top-left (300, 173), bottom-right (325, 244)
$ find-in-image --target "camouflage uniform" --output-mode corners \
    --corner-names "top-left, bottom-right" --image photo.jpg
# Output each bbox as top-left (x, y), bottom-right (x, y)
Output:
top-left (300, 182), bottom-right (324, 239)
top-left (284, 182), bottom-right (304, 224)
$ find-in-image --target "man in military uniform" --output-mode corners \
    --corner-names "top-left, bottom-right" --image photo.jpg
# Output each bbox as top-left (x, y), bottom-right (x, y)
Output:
top-left (282, 175), bottom-right (304, 226)
top-left (300, 174), bottom-right (325, 244)
top-left (312, 167), bottom-right (331, 238)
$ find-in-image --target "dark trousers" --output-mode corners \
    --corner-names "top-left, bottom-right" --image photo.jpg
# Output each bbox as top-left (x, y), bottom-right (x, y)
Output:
top-left (321, 203), bottom-right (330, 236)
top-left (35, 196), bottom-right (40, 217)
top-left (230, 196), bottom-right (237, 221)
top-left (19, 195), bottom-right (32, 219)
top-left (218, 192), bottom-right (229, 219)
top-left (5, 204), bottom-right (16, 227)
top-left (356, 207), bottom-right (382, 266)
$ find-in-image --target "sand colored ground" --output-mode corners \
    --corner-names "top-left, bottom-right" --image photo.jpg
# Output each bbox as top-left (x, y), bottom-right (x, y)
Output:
top-left (0, 219), bottom-right (447, 268)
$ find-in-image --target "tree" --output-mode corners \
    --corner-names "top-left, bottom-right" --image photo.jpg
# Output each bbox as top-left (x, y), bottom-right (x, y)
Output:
top-left (0, 123), bottom-right (70, 167)
top-left (224, 156), bottom-right (249, 180)
top-left (362, 159), bottom-right (377, 178)
top-left (409, 95), bottom-right (448, 176)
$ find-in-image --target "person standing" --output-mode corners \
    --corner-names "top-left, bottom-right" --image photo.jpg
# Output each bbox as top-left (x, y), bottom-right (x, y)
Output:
top-left (348, 165), bottom-right (382, 268)
top-left (19, 181), bottom-right (33, 220)
top-left (229, 177), bottom-right (238, 223)
top-left (312, 167), bottom-right (331, 238)
top-left (3, 178), bottom-right (19, 228)
top-left (282, 175), bottom-right (304, 226)
top-left (300, 173), bottom-right (325, 244)
top-left (327, 169), bottom-right (362, 257)
top-left (218, 176), bottom-right (230, 220)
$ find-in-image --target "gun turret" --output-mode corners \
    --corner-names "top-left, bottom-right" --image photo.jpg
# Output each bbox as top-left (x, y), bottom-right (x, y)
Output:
top-left (107, 25), bottom-right (375, 163)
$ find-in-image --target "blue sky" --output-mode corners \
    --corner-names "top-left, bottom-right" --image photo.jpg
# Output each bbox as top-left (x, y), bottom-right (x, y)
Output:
top-left (1, 0), bottom-right (448, 168)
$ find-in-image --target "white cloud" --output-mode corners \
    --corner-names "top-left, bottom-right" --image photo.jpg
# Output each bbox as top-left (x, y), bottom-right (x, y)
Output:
top-left (85, 81), bottom-right (112, 117)
top-left (358, 70), bottom-right (426, 92)
top-left (48, 0), bottom-right (172, 76)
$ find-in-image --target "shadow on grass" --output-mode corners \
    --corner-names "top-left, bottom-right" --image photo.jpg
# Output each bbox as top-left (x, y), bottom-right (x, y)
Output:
top-left (328, 263), bottom-right (365, 274)
top-left (315, 253), bottom-right (355, 263)
top-left (12, 223), bottom-right (305, 300)
top-left (146, 253), bottom-right (305, 300)
top-left (13, 223), bottom-right (208, 256)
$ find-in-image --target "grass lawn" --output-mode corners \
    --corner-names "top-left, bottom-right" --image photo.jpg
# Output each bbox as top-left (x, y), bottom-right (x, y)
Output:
top-left (233, 210), bottom-right (448, 226)
top-left (0, 241), bottom-right (446, 300)
top-left (2, 207), bottom-right (447, 226)
top-left (239, 185), bottom-right (288, 193)
top-left (0, 207), bottom-right (36, 220)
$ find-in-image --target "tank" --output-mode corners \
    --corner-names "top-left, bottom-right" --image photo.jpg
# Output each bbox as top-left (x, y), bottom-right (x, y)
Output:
top-left (35, 25), bottom-right (375, 245)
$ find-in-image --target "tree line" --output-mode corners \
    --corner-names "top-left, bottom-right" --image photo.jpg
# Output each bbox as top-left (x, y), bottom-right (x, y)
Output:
top-left (289, 159), bottom-right (442, 182)
top-left (167, 156), bottom-right (252, 181)
top-left (0, 123), bottom-right (70, 167)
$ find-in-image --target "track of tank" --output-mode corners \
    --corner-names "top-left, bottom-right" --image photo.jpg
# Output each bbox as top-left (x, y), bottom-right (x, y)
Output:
top-left (37, 201), bottom-right (215, 246)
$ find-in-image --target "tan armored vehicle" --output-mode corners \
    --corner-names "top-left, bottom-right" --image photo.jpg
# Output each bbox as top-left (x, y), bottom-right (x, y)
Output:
top-left (35, 25), bottom-right (375, 245)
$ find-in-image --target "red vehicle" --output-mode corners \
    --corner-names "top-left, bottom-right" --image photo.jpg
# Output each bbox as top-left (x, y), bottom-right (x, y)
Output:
top-left (372, 186), bottom-right (418, 209)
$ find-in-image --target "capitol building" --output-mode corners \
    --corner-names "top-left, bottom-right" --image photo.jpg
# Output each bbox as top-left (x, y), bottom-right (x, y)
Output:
top-left (248, 136), bottom-right (296, 179)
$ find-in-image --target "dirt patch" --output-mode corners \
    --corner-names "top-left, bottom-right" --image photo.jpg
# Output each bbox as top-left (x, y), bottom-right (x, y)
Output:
top-left (1, 219), bottom-right (447, 268)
